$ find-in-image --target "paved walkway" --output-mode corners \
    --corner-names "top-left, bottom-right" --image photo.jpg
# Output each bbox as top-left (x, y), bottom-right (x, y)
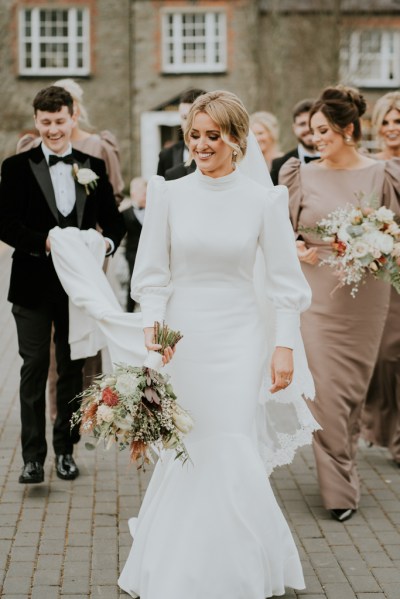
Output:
top-left (0, 242), bottom-right (399, 599)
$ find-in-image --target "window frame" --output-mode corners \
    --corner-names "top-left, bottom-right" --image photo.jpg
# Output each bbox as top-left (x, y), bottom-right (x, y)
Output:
top-left (18, 7), bottom-right (91, 77)
top-left (340, 29), bottom-right (400, 88)
top-left (161, 7), bottom-right (227, 74)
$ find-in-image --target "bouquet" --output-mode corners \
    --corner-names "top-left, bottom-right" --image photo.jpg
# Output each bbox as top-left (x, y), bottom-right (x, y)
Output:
top-left (303, 195), bottom-right (400, 297)
top-left (71, 322), bottom-right (193, 467)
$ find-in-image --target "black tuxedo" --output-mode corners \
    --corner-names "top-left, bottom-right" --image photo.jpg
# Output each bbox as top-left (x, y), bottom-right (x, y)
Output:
top-left (157, 139), bottom-right (185, 177)
top-left (165, 161), bottom-right (196, 180)
top-left (270, 148), bottom-right (299, 185)
top-left (0, 145), bottom-right (126, 465)
top-left (121, 207), bottom-right (143, 311)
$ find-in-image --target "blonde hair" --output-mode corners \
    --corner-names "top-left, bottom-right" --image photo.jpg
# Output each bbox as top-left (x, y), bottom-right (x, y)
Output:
top-left (53, 78), bottom-right (93, 130)
top-left (249, 111), bottom-right (280, 144)
top-left (183, 90), bottom-right (249, 164)
top-left (372, 91), bottom-right (400, 137)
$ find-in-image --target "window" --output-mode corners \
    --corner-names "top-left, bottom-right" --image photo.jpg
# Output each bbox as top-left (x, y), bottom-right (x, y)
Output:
top-left (19, 8), bottom-right (90, 76)
top-left (162, 10), bottom-right (226, 74)
top-left (340, 30), bottom-right (400, 88)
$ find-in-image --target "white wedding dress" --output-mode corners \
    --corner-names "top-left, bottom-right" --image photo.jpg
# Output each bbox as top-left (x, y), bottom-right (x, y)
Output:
top-left (117, 167), bottom-right (314, 599)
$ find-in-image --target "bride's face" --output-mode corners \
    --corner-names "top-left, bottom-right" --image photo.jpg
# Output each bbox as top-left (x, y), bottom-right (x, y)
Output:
top-left (188, 112), bottom-right (236, 178)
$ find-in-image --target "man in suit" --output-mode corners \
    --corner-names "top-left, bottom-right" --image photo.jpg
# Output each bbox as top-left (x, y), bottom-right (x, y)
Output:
top-left (157, 88), bottom-right (207, 179)
top-left (270, 99), bottom-right (318, 185)
top-left (0, 86), bottom-right (125, 484)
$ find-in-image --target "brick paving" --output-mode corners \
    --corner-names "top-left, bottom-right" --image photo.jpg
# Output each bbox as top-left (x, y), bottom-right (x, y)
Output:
top-left (0, 241), bottom-right (399, 598)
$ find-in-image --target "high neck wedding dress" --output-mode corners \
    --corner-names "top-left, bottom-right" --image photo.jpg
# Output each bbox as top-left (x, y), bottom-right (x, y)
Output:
top-left (117, 166), bottom-right (315, 599)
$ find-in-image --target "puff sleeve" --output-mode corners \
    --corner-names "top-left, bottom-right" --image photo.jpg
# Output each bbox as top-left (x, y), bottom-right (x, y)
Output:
top-left (259, 185), bottom-right (311, 349)
top-left (130, 176), bottom-right (173, 328)
top-left (279, 157), bottom-right (303, 231)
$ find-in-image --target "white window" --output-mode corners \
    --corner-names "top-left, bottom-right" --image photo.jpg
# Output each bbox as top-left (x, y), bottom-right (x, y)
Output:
top-left (340, 30), bottom-right (400, 88)
top-left (19, 7), bottom-right (90, 76)
top-left (162, 10), bottom-right (226, 74)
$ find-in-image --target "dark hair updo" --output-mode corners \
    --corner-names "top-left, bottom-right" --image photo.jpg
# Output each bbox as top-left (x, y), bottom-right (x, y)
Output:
top-left (309, 85), bottom-right (367, 142)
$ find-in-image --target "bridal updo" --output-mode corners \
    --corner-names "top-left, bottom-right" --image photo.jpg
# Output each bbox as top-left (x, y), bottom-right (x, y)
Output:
top-left (309, 85), bottom-right (367, 142)
top-left (184, 90), bottom-right (249, 163)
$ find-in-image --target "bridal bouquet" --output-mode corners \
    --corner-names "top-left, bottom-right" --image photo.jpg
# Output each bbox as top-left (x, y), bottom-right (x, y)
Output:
top-left (71, 322), bottom-right (193, 467)
top-left (306, 196), bottom-right (400, 297)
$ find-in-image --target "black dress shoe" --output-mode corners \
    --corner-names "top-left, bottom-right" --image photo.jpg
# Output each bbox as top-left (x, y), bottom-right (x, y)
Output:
top-left (330, 508), bottom-right (356, 522)
top-left (19, 461), bottom-right (44, 484)
top-left (55, 454), bottom-right (79, 480)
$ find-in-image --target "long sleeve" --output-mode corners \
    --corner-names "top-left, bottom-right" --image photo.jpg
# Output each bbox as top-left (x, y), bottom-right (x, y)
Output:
top-left (279, 157), bottom-right (303, 231)
top-left (0, 156), bottom-right (48, 255)
top-left (130, 176), bottom-right (172, 327)
top-left (259, 184), bottom-right (311, 349)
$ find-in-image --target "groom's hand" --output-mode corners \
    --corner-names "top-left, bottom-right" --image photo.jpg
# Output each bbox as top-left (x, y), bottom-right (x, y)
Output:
top-left (45, 236), bottom-right (51, 252)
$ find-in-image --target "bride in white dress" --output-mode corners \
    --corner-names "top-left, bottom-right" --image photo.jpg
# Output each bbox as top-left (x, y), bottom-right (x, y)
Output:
top-left (118, 91), bottom-right (314, 599)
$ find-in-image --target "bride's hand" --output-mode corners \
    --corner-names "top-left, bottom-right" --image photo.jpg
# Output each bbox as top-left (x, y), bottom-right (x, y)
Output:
top-left (144, 327), bottom-right (175, 365)
top-left (269, 347), bottom-right (294, 394)
top-left (296, 240), bottom-right (318, 265)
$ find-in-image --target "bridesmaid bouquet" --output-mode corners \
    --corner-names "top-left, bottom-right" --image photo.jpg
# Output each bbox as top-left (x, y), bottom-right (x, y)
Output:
top-left (71, 322), bottom-right (193, 467)
top-left (304, 196), bottom-right (400, 297)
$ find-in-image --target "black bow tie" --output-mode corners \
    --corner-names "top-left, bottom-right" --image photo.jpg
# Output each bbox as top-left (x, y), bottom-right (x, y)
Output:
top-left (304, 155), bottom-right (319, 164)
top-left (48, 153), bottom-right (74, 167)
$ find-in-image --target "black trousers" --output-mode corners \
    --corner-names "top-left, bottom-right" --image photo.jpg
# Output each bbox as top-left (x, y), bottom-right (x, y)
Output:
top-left (12, 295), bottom-right (85, 464)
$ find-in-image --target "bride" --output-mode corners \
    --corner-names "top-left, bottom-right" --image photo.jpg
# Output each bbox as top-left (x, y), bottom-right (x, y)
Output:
top-left (118, 90), bottom-right (315, 599)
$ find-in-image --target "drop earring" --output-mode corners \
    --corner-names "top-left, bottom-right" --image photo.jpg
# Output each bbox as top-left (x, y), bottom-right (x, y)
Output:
top-left (345, 135), bottom-right (352, 144)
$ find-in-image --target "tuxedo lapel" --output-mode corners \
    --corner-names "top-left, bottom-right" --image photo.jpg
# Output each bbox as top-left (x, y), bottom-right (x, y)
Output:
top-left (73, 154), bottom-right (90, 228)
top-left (29, 154), bottom-right (59, 223)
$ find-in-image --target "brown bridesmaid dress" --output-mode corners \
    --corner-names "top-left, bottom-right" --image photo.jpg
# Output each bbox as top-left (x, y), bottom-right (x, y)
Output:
top-left (363, 287), bottom-right (400, 463)
top-left (280, 157), bottom-right (400, 510)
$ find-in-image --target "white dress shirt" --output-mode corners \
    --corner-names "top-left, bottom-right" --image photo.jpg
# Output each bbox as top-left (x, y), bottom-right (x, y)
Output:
top-left (42, 142), bottom-right (76, 216)
top-left (297, 144), bottom-right (319, 164)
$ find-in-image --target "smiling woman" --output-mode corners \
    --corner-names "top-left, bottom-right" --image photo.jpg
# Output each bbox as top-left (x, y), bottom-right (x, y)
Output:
top-left (362, 90), bottom-right (400, 466)
top-left (118, 90), bottom-right (315, 599)
top-left (280, 85), bottom-right (400, 523)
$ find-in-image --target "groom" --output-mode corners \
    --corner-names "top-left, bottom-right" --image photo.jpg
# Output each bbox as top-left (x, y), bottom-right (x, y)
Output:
top-left (0, 86), bottom-right (125, 484)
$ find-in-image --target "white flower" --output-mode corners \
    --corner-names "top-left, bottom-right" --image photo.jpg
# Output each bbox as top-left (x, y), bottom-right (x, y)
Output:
top-left (172, 405), bottom-right (194, 434)
top-left (351, 240), bottom-right (369, 259)
top-left (75, 167), bottom-right (99, 186)
top-left (375, 206), bottom-right (395, 224)
top-left (72, 164), bottom-right (99, 194)
top-left (365, 231), bottom-right (394, 255)
top-left (115, 373), bottom-right (139, 396)
top-left (99, 376), bottom-right (116, 389)
top-left (392, 242), bottom-right (400, 258)
top-left (388, 222), bottom-right (400, 236)
top-left (97, 404), bottom-right (114, 424)
top-left (337, 223), bottom-right (351, 243)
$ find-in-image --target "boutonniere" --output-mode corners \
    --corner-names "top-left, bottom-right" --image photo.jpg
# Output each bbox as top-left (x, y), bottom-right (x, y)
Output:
top-left (72, 163), bottom-right (99, 195)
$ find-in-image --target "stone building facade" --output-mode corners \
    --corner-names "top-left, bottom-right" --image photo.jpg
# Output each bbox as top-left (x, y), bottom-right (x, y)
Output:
top-left (1, 0), bottom-right (400, 182)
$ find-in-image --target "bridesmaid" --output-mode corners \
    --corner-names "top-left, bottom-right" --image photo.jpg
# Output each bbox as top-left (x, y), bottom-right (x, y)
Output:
top-left (280, 86), bottom-right (400, 522)
top-left (362, 92), bottom-right (400, 464)
top-left (250, 111), bottom-right (283, 170)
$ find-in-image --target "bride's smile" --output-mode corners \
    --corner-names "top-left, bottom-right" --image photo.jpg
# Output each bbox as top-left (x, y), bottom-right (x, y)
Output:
top-left (188, 112), bottom-right (236, 178)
